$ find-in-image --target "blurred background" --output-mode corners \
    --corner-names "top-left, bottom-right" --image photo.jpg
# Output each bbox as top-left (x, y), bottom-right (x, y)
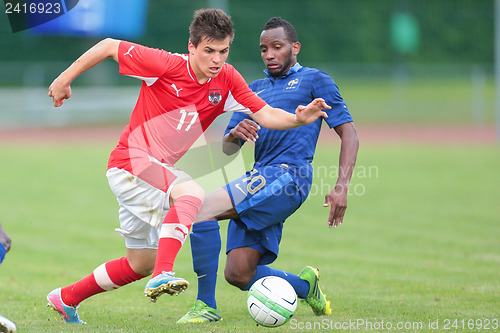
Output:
top-left (1, 3), bottom-right (499, 331)
top-left (0, 0), bottom-right (496, 138)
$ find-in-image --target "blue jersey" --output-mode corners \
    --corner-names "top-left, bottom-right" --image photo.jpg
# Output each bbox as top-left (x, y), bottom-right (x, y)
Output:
top-left (224, 63), bottom-right (353, 199)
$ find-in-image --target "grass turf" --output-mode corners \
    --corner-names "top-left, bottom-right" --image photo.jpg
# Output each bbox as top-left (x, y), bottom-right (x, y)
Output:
top-left (0, 142), bottom-right (498, 332)
top-left (338, 78), bottom-right (496, 124)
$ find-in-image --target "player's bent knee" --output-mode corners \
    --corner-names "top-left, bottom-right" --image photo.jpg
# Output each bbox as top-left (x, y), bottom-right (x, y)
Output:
top-left (224, 267), bottom-right (253, 289)
top-left (172, 180), bottom-right (205, 202)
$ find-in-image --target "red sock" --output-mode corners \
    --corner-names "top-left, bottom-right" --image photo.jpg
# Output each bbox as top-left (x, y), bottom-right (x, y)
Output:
top-left (153, 195), bottom-right (202, 277)
top-left (61, 257), bottom-right (145, 306)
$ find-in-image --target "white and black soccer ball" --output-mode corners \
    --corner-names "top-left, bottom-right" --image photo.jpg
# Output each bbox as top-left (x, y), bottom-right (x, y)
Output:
top-left (246, 276), bottom-right (297, 327)
top-left (0, 314), bottom-right (16, 333)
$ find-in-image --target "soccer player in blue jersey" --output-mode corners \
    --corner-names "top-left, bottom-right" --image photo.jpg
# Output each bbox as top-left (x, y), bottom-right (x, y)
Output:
top-left (0, 222), bottom-right (17, 332)
top-left (0, 223), bottom-right (11, 265)
top-left (176, 17), bottom-right (359, 323)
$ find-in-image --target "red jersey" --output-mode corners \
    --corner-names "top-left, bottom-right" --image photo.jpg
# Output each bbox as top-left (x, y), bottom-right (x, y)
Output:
top-left (107, 41), bottom-right (267, 175)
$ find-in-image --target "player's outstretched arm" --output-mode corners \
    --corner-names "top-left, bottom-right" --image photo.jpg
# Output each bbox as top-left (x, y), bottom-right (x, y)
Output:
top-left (250, 98), bottom-right (330, 130)
top-left (222, 119), bottom-right (261, 155)
top-left (323, 122), bottom-right (359, 229)
top-left (48, 38), bottom-right (121, 107)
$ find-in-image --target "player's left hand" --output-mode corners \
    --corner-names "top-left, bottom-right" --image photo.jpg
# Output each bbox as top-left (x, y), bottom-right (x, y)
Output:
top-left (323, 184), bottom-right (348, 229)
top-left (230, 119), bottom-right (261, 142)
top-left (295, 98), bottom-right (330, 124)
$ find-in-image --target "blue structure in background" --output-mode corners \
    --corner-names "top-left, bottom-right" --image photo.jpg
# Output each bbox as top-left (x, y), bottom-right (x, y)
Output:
top-left (29, 0), bottom-right (148, 38)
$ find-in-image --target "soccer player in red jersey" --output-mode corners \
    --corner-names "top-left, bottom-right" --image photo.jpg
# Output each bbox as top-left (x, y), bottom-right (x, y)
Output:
top-left (46, 9), bottom-right (329, 324)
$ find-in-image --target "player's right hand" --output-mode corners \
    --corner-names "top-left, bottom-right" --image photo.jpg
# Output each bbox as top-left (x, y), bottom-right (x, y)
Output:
top-left (48, 77), bottom-right (72, 107)
top-left (295, 98), bottom-right (330, 124)
top-left (230, 119), bottom-right (261, 142)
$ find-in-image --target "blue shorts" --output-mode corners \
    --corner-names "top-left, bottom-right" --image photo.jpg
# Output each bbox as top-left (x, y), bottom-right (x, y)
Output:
top-left (224, 165), bottom-right (303, 265)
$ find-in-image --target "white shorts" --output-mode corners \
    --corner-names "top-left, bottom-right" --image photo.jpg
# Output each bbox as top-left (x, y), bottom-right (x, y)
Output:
top-left (106, 165), bottom-right (191, 249)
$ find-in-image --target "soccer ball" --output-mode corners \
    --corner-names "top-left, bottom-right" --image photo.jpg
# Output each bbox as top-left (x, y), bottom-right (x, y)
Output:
top-left (246, 276), bottom-right (297, 327)
top-left (0, 314), bottom-right (16, 333)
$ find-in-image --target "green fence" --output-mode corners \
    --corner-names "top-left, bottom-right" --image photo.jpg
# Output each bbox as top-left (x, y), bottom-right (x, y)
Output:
top-left (0, 0), bottom-right (495, 127)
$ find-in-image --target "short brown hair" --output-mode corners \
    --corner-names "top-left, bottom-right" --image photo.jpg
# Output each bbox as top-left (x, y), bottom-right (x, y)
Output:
top-left (189, 8), bottom-right (234, 47)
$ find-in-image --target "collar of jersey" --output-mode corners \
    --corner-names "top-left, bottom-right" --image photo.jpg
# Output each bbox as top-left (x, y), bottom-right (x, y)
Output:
top-left (264, 63), bottom-right (302, 80)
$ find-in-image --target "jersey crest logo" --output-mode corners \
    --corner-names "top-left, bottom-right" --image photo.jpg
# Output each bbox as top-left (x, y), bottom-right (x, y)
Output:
top-left (208, 89), bottom-right (222, 106)
top-left (284, 77), bottom-right (302, 92)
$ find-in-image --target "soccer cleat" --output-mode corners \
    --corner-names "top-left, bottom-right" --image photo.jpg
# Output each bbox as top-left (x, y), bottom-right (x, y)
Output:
top-left (46, 288), bottom-right (85, 324)
top-left (144, 271), bottom-right (189, 302)
top-left (177, 300), bottom-right (223, 324)
top-left (298, 266), bottom-right (332, 316)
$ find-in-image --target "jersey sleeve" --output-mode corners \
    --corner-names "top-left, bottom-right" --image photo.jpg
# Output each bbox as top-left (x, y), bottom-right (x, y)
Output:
top-left (313, 71), bottom-right (353, 128)
top-left (118, 41), bottom-right (173, 86)
top-left (223, 65), bottom-right (267, 114)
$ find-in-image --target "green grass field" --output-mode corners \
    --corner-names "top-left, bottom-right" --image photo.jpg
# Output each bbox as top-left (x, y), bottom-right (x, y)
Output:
top-left (0, 141), bottom-right (499, 332)
top-left (338, 78), bottom-right (496, 124)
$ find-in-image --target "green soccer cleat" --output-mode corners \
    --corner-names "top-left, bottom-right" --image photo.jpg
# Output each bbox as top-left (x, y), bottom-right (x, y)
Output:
top-left (177, 300), bottom-right (222, 324)
top-left (298, 266), bottom-right (332, 315)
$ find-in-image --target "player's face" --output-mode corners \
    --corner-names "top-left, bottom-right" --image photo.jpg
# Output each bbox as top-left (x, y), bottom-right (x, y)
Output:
top-left (260, 27), bottom-right (300, 78)
top-left (188, 36), bottom-right (231, 84)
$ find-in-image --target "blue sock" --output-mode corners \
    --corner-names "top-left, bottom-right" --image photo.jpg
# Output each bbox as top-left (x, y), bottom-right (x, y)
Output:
top-left (190, 220), bottom-right (221, 309)
top-left (241, 265), bottom-right (310, 299)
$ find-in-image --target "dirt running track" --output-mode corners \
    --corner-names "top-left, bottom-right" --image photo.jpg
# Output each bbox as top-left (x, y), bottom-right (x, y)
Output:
top-left (0, 124), bottom-right (497, 145)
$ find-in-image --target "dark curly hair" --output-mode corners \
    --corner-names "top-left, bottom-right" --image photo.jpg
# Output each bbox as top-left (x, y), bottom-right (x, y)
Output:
top-left (263, 17), bottom-right (298, 43)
